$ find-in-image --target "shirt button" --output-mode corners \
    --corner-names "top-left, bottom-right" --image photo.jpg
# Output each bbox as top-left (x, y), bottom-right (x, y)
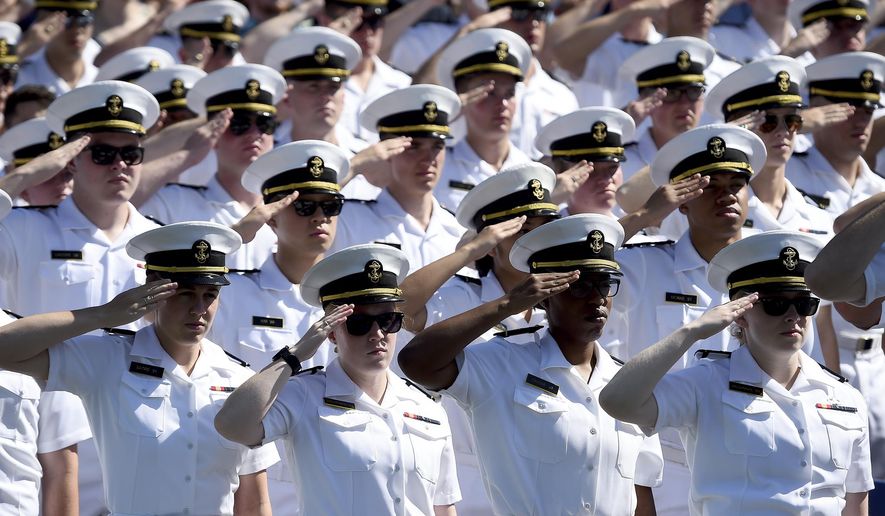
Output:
top-left (382, 413), bottom-right (389, 419)
top-left (185, 475), bottom-right (191, 482)
top-left (799, 489), bottom-right (808, 497)
top-left (187, 443), bottom-right (194, 450)
top-left (589, 428), bottom-right (597, 435)
top-left (792, 401), bottom-right (798, 407)
top-left (394, 464), bottom-right (401, 472)
top-left (798, 428), bottom-right (805, 434)
top-left (585, 397), bottom-right (593, 403)
top-left (801, 460), bottom-right (808, 467)
top-left (584, 503), bottom-right (591, 510)
top-left (537, 401), bottom-right (546, 409)
top-left (587, 465), bottom-right (593, 471)
top-left (391, 435), bottom-right (398, 442)
top-left (187, 411), bottom-right (194, 418)
top-left (395, 497), bottom-right (401, 504)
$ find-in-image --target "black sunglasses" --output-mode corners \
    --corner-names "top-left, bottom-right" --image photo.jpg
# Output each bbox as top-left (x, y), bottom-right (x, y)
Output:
top-left (510, 8), bottom-right (550, 22)
top-left (88, 144), bottom-right (145, 166)
top-left (293, 198), bottom-right (344, 217)
top-left (759, 114), bottom-right (803, 134)
top-left (228, 114), bottom-right (278, 136)
top-left (345, 311), bottom-right (404, 336)
top-left (569, 277), bottom-right (620, 299)
top-left (662, 86), bottom-right (705, 103)
top-left (758, 296), bottom-right (820, 317)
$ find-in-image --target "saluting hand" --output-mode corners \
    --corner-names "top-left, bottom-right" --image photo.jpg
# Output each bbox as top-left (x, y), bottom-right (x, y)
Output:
top-left (462, 216), bottom-right (527, 262)
top-left (551, 161), bottom-right (593, 205)
top-left (292, 304), bottom-right (354, 362)
top-left (232, 192), bottom-right (299, 244)
top-left (101, 280), bottom-right (179, 328)
top-left (685, 293), bottom-right (758, 341)
top-left (728, 110), bottom-right (765, 131)
top-left (641, 173), bottom-right (710, 226)
top-left (0, 136), bottom-right (90, 199)
top-left (503, 271), bottom-right (581, 315)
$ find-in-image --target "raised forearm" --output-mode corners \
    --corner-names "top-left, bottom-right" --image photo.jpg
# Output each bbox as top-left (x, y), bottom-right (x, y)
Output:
top-left (131, 150), bottom-right (193, 207)
top-left (380, 0), bottom-right (439, 61)
top-left (0, 308), bottom-right (105, 366)
top-left (215, 361), bottom-right (292, 447)
top-left (401, 245), bottom-right (479, 331)
top-left (553, 6), bottom-right (634, 76)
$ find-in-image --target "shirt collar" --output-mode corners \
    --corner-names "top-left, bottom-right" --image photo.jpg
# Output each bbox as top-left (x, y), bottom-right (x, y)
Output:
top-left (323, 357), bottom-right (408, 407)
top-left (258, 254), bottom-right (296, 292)
top-left (728, 345), bottom-right (767, 385)
top-left (129, 326), bottom-right (180, 375)
top-left (57, 197), bottom-right (96, 230)
top-left (480, 273), bottom-right (506, 303)
top-left (674, 232), bottom-right (709, 272)
top-left (538, 328), bottom-right (572, 371)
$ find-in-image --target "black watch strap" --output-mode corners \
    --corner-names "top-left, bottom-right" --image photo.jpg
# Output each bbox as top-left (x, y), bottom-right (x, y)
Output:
top-left (272, 347), bottom-right (302, 376)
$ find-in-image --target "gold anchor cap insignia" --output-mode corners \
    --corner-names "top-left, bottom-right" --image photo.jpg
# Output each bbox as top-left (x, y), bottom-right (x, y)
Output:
top-left (676, 50), bottom-right (691, 72)
top-left (170, 78), bottom-right (185, 97)
top-left (860, 69), bottom-right (875, 90)
top-left (707, 136), bottom-right (726, 159)
top-left (245, 79), bottom-right (260, 100)
top-left (193, 240), bottom-right (211, 264)
top-left (588, 230), bottom-right (604, 253)
top-left (0, 39), bottom-right (7, 57)
top-left (780, 246), bottom-right (799, 271)
top-left (592, 121), bottom-right (607, 143)
top-left (148, 60), bottom-right (160, 71)
top-left (366, 260), bottom-right (383, 283)
top-left (106, 95), bottom-right (123, 117)
top-left (47, 132), bottom-right (63, 150)
top-left (308, 156), bottom-right (324, 178)
top-left (222, 14), bottom-right (234, 33)
top-left (776, 71), bottom-right (791, 93)
top-left (423, 101), bottom-right (438, 122)
top-left (314, 45), bottom-right (330, 65)
top-left (495, 41), bottom-right (509, 62)
top-left (528, 179), bottom-right (544, 200)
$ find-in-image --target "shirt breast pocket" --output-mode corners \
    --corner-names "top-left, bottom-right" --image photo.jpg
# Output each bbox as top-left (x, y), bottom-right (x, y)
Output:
top-left (118, 374), bottom-right (171, 438)
top-left (318, 407), bottom-right (377, 471)
top-left (615, 420), bottom-right (644, 479)
top-left (721, 391), bottom-right (776, 457)
top-left (404, 416), bottom-right (450, 485)
top-left (817, 408), bottom-right (865, 470)
top-left (512, 385), bottom-right (570, 463)
top-left (39, 260), bottom-right (96, 308)
top-left (0, 373), bottom-right (40, 442)
top-left (237, 326), bottom-right (292, 354)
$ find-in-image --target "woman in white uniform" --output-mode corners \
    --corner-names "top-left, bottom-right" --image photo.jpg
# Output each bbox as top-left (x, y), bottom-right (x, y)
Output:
top-left (216, 244), bottom-right (461, 515)
top-left (602, 231), bottom-right (874, 515)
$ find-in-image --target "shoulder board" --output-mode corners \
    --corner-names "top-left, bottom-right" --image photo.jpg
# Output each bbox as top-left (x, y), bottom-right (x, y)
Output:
top-left (2, 309), bottom-right (22, 319)
top-left (454, 273), bottom-right (482, 285)
top-left (401, 377), bottom-right (440, 401)
top-left (102, 327), bottom-right (136, 336)
top-left (623, 141), bottom-right (639, 148)
top-left (817, 362), bottom-right (848, 383)
top-left (794, 188), bottom-right (830, 210)
top-left (618, 37), bottom-right (652, 46)
top-left (13, 204), bottom-right (56, 210)
top-left (493, 324), bottom-right (544, 338)
top-left (143, 215), bottom-right (166, 226)
top-left (715, 50), bottom-right (743, 64)
top-left (622, 239), bottom-right (675, 249)
top-left (343, 198), bottom-right (377, 205)
top-left (228, 268), bottom-right (260, 274)
top-left (713, 19), bottom-right (747, 28)
top-left (448, 180), bottom-right (475, 191)
top-left (295, 365), bottom-right (324, 376)
top-left (792, 150), bottom-right (809, 157)
top-left (610, 355), bottom-right (625, 366)
top-left (168, 183), bottom-right (208, 191)
top-left (224, 350), bottom-right (250, 368)
top-left (694, 349), bottom-right (732, 360)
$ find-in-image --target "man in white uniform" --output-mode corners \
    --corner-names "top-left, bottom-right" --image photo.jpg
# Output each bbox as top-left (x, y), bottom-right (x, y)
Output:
top-left (162, 0), bottom-right (250, 72)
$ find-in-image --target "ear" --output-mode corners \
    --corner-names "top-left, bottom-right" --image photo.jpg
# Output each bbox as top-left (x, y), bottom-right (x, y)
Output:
top-left (734, 313), bottom-right (749, 330)
top-left (328, 329), bottom-right (336, 343)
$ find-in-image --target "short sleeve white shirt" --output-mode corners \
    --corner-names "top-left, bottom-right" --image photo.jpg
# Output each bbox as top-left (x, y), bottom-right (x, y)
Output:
top-left (15, 46), bottom-right (98, 95)
top-left (45, 326), bottom-right (279, 515)
top-left (434, 139), bottom-right (532, 211)
top-left (786, 147), bottom-right (885, 217)
top-left (512, 59), bottom-right (579, 158)
top-left (342, 56), bottom-right (412, 143)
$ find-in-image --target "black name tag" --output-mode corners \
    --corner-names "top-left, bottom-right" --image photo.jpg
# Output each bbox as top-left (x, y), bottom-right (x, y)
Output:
top-left (729, 381), bottom-right (763, 396)
top-left (665, 292), bottom-right (698, 305)
top-left (51, 250), bottom-right (83, 260)
top-left (525, 374), bottom-right (559, 396)
top-left (252, 316), bottom-right (283, 328)
top-left (449, 180), bottom-right (475, 191)
top-left (129, 361), bottom-right (164, 378)
top-left (323, 397), bottom-right (356, 411)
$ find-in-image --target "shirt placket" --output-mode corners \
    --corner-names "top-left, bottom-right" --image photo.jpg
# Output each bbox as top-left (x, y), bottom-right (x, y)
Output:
top-left (178, 376), bottom-right (199, 515)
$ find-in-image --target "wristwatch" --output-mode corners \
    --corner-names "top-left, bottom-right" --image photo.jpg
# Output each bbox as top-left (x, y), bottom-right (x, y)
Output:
top-left (272, 346), bottom-right (302, 376)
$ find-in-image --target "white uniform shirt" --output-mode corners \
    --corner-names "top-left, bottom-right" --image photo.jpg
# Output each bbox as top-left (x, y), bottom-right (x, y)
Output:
top-left (0, 198), bottom-right (154, 318)
top-left (575, 30), bottom-right (663, 108)
top-left (434, 139), bottom-right (532, 211)
top-left (261, 358), bottom-right (461, 515)
top-left (656, 181), bottom-right (835, 241)
top-left (331, 189), bottom-right (464, 270)
top-left (512, 59), bottom-right (579, 158)
top-left (710, 17), bottom-right (816, 66)
top-left (139, 178), bottom-right (277, 270)
top-left (342, 56), bottom-right (412, 143)
top-left (15, 44), bottom-right (99, 95)
top-left (0, 311), bottom-right (91, 516)
top-left (46, 326), bottom-right (280, 515)
top-left (209, 255), bottom-right (329, 372)
top-left (786, 147), bottom-right (885, 218)
top-left (621, 126), bottom-right (657, 182)
top-left (389, 22), bottom-right (462, 75)
top-left (651, 346), bottom-right (874, 515)
top-left (443, 329), bottom-right (663, 515)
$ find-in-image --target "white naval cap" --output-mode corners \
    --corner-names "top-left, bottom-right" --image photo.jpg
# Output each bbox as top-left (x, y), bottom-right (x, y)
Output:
top-left (95, 47), bottom-right (176, 83)
top-left (186, 64), bottom-right (286, 118)
top-left (436, 28), bottom-right (532, 92)
top-left (618, 36), bottom-right (715, 92)
top-left (0, 188), bottom-right (10, 221)
top-left (509, 213), bottom-right (624, 274)
top-left (455, 162), bottom-right (559, 231)
top-left (708, 230), bottom-right (825, 297)
top-left (806, 51), bottom-right (885, 109)
top-left (534, 107), bottom-right (635, 163)
top-left (301, 244), bottom-right (410, 307)
top-left (360, 84), bottom-right (461, 140)
top-left (0, 21), bottom-right (21, 67)
top-left (127, 221), bottom-right (242, 286)
top-left (46, 80), bottom-right (160, 137)
top-left (788, 0), bottom-right (869, 29)
top-left (0, 117), bottom-right (64, 165)
top-left (650, 124), bottom-right (766, 187)
top-left (705, 56), bottom-right (806, 120)
top-left (134, 64), bottom-right (207, 112)
top-left (163, 0), bottom-right (249, 44)
top-left (242, 140), bottom-right (349, 202)
top-left (264, 26), bottom-right (362, 82)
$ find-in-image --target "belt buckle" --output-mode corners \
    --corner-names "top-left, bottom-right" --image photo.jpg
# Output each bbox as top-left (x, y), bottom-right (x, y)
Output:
top-left (857, 337), bottom-right (875, 351)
